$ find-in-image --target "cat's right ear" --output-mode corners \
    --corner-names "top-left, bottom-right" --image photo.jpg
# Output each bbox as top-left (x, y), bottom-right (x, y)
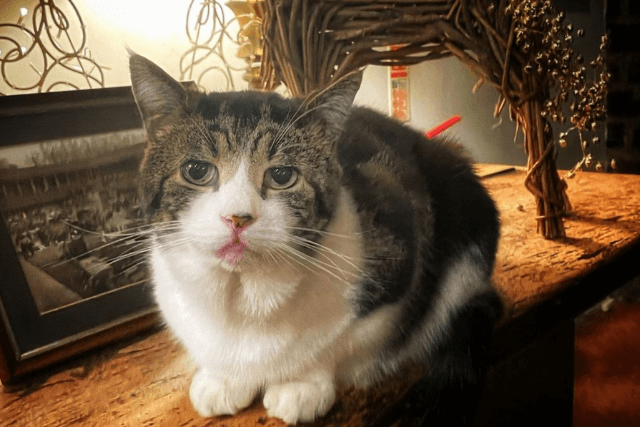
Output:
top-left (129, 53), bottom-right (195, 141)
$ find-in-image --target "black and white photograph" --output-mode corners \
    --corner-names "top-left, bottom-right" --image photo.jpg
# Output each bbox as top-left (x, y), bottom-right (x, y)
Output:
top-left (0, 86), bottom-right (159, 383)
top-left (0, 129), bottom-right (149, 314)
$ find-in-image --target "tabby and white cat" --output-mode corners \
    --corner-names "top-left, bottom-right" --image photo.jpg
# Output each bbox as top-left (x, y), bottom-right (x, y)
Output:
top-left (130, 54), bottom-right (502, 425)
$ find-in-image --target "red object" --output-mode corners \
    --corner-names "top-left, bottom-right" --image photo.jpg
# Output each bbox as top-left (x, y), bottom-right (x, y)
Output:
top-left (391, 70), bottom-right (408, 78)
top-left (425, 115), bottom-right (461, 138)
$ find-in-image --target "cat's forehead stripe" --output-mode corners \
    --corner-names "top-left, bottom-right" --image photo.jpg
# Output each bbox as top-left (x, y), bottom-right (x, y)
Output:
top-left (202, 118), bottom-right (288, 162)
top-left (197, 91), bottom-right (296, 124)
top-left (249, 129), bottom-right (270, 155)
top-left (195, 94), bottom-right (300, 154)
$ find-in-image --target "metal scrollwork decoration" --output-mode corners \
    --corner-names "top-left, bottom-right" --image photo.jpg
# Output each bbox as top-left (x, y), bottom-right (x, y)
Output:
top-left (181, 0), bottom-right (251, 92)
top-left (0, 0), bottom-right (106, 95)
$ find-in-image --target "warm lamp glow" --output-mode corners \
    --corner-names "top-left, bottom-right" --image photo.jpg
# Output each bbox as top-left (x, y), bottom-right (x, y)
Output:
top-left (84, 0), bottom-right (184, 37)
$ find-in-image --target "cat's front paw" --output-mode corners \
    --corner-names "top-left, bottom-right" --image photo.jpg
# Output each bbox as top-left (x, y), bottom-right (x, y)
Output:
top-left (189, 369), bottom-right (256, 417)
top-left (263, 379), bottom-right (336, 424)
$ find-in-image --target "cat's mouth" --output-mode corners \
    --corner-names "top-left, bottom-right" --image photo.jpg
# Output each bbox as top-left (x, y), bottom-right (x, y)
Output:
top-left (215, 236), bottom-right (249, 266)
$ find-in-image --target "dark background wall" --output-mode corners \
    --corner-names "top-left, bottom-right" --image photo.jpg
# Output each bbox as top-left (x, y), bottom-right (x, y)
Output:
top-left (605, 0), bottom-right (640, 174)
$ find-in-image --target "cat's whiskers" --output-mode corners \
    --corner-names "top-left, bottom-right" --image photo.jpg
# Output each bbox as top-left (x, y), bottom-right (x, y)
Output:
top-left (110, 220), bottom-right (367, 285)
top-left (269, 246), bottom-right (303, 273)
top-left (40, 225), bottom-right (156, 270)
top-left (287, 241), bottom-right (348, 279)
top-left (61, 218), bottom-right (150, 238)
top-left (285, 235), bottom-right (364, 278)
top-left (103, 243), bottom-right (153, 266)
top-left (270, 244), bottom-right (337, 281)
top-left (271, 241), bottom-right (357, 284)
top-left (36, 222), bottom-right (164, 289)
top-left (97, 221), bottom-right (185, 263)
top-left (286, 227), bottom-right (401, 263)
top-left (152, 234), bottom-right (198, 255)
top-left (284, 225), bottom-right (369, 239)
top-left (253, 226), bottom-right (369, 270)
top-left (264, 246), bottom-right (283, 268)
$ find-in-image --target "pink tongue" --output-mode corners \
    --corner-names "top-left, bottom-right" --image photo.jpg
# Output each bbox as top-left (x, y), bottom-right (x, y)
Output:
top-left (215, 240), bottom-right (247, 265)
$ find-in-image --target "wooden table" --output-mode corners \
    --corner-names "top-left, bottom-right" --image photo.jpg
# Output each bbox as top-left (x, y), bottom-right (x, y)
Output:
top-left (2, 166), bottom-right (640, 427)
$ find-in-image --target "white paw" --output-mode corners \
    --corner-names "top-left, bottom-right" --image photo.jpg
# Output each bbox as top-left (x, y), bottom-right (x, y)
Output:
top-left (263, 380), bottom-right (336, 424)
top-left (189, 369), bottom-right (256, 417)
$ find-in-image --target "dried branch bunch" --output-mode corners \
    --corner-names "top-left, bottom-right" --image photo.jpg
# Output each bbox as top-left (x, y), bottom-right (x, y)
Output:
top-left (258, 0), bottom-right (608, 239)
top-left (509, 1), bottom-right (610, 176)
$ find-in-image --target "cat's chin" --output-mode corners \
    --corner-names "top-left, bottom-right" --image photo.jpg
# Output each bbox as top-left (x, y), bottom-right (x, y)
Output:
top-left (214, 248), bottom-right (263, 272)
top-left (215, 255), bottom-right (246, 272)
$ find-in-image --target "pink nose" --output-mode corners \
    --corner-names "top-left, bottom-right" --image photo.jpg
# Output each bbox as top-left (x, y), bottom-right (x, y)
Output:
top-left (222, 214), bottom-right (254, 229)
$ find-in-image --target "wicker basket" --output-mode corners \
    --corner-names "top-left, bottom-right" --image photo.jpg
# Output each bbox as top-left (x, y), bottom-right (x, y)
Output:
top-left (258, 0), bottom-right (609, 239)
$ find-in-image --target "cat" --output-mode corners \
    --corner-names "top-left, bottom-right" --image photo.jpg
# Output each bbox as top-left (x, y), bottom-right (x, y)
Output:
top-left (129, 53), bottom-right (503, 425)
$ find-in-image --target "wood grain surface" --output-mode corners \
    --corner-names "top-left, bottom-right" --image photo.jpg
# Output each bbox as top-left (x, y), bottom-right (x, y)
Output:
top-left (2, 166), bottom-right (639, 427)
top-left (489, 168), bottom-right (640, 320)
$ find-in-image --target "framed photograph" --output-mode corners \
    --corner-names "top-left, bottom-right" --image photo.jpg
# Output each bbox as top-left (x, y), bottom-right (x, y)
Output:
top-left (0, 85), bottom-right (179, 383)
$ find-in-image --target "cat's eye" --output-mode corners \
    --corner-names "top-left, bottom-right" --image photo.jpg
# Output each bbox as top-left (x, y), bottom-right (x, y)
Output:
top-left (265, 166), bottom-right (298, 190)
top-left (181, 160), bottom-right (218, 186)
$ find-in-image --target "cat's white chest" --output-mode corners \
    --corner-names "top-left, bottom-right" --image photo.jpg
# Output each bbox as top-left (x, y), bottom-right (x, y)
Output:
top-left (152, 252), bottom-right (292, 360)
top-left (150, 188), bottom-right (365, 382)
top-left (153, 249), bottom-right (353, 376)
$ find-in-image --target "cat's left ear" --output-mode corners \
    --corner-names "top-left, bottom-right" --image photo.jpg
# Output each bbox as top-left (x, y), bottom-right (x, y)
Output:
top-left (129, 53), bottom-right (198, 141)
top-left (304, 70), bottom-right (363, 133)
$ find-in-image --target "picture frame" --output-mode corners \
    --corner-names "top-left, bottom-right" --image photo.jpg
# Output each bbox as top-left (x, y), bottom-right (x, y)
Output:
top-left (0, 85), bottom-right (190, 383)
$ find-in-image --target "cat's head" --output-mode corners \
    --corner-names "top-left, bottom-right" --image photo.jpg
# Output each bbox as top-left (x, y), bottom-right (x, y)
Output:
top-left (129, 54), bottom-right (361, 270)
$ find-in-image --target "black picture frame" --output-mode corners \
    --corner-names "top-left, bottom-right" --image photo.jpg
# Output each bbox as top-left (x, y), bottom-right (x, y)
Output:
top-left (0, 85), bottom-right (177, 383)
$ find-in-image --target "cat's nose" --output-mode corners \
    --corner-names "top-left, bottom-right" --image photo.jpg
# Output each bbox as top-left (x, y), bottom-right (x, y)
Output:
top-left (223, 214), bottom-right (255, 229)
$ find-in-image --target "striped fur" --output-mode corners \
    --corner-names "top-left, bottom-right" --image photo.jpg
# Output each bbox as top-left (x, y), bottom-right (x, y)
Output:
top-left (130, 54), bottom-right (502, 425)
